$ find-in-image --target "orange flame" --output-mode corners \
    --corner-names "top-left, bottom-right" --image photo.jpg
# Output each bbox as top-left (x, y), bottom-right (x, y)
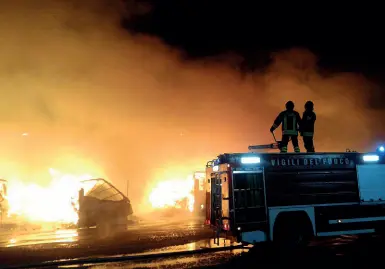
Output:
top-left (149, 175), bottom-right (194, 212)
top-left (5, 168), bottom-right (95, 224)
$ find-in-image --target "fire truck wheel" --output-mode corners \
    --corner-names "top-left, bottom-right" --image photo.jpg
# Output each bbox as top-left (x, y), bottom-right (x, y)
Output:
top-left (273, 213), bottom-right (313, 249)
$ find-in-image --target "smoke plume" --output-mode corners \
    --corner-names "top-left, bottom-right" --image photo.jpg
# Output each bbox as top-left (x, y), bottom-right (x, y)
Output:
top-left (0, 0), bottom-right (382, 212)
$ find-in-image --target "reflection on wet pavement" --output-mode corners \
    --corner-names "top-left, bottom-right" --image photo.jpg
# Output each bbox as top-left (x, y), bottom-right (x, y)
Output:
top-left (63, 237), bottom-right (249, 262)
top-left (59, 235), bottom-right (384, 269)
top-left (142, 237), bottom-right (244, 254)
top-left (0, 217), bottom-right (219, 268)
top-left (82, 251), bottom-right (242, 269)
top-left (2, 229), bottom-right (79, 247)
top-left (0, 217), bottom-right (202, 248)
top-left (56, 238), bottom-right (249, 269)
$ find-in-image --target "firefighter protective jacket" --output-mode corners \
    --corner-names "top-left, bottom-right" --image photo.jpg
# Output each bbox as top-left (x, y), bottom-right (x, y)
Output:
top-left (271, 110), bottom-right (301, 136)
top-left (301, 110), bottom-right (316, 136)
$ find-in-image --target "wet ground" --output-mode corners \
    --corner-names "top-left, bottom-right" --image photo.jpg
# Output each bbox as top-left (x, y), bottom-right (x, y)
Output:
top-left (1, 216), bottom-right (385, 268)
top-left (0, 215), bottom-right (216, 268)
top-left (78, 247), bottom-right (247, 269)
top-left (0, 217), bottom-right (205, 248)
top-left (64, 235), bottom-right (385, 269)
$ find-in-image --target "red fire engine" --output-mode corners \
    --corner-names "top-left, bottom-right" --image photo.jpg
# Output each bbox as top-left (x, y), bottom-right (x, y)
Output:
top-left (205, 145), bottom-right (385, 246)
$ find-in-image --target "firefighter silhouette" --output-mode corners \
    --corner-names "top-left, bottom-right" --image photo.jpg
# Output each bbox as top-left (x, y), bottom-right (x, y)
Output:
top-left (270, 101), bottom-right (301, 153)
top-left (300, 101), bottom-right (316, 152)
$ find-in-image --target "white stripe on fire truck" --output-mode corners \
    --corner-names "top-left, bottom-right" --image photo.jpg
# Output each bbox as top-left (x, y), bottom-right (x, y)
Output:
top-left (317, 229), bottom-right (375, 237)
top-left (329, 216), bottom-right (385, 224)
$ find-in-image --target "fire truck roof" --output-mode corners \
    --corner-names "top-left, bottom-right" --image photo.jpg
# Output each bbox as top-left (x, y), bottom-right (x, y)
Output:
top-left (207, 152), bottom-right (383, 170)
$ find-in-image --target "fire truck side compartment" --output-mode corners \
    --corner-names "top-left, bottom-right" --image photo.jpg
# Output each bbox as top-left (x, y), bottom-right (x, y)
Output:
top-left (357, 164), bottom-right (385, 202)
top-left (265, 170), bottom-right (359, 207)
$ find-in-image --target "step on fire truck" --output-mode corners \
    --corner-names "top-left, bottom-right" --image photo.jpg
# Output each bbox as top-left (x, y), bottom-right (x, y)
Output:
top-left (205, 142), bottom-right (385, 246)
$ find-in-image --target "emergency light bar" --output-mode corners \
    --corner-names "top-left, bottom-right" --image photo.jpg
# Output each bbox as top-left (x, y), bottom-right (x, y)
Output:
top-left (241, 156), bottom-right (261, 164)
top-left (363, 154), bottom-right (380, 162)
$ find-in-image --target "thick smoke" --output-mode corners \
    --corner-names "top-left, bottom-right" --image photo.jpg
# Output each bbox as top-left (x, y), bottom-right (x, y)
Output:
top-left (0, 0), bottom-right (382, 212)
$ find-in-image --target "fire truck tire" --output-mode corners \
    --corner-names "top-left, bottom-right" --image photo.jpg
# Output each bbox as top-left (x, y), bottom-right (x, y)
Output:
top-left (273, 212), bottom-right (313, 249)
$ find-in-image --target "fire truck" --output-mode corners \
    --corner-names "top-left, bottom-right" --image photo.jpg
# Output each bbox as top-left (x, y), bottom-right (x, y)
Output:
top-left (205, 144), bottom-right (385, 246)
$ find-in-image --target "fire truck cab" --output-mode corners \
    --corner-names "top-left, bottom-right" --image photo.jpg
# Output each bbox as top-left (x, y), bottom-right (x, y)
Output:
top-left (205, 150), bottom-right (385, 245)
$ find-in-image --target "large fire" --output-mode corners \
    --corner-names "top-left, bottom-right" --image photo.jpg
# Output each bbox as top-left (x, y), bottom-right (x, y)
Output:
top-left (149, 175), bottom-right (195, 212)
top-left (4, 168), bottom-right (96, 224)
top-left (2, 165), bottom-right (196, 224)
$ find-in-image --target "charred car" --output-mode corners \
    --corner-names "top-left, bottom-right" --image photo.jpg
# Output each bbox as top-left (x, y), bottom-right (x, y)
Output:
top-left (76, 178), bottom-right (133, 233)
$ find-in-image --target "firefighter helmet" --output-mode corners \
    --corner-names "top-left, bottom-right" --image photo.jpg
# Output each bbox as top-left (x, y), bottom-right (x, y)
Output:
top-left (305, 101), bottom-right (314, 110)
top-left (285, 101), bottom-right (294, 110)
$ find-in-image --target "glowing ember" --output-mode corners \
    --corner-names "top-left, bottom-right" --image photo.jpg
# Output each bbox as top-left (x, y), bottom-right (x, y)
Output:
top-left (149, 175), bottom-right (194, 212)
top-left (5, 168), bottom-right (95, 224)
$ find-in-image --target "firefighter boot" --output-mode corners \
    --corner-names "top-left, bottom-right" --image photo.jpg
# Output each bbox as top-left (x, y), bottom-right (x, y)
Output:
top-left (291, 136), bottom-right (300, 153)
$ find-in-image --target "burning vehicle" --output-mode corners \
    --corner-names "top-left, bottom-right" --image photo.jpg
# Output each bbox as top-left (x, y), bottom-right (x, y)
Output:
top-left (0, 171), bottom-right (133, 235)
top-left (75, 178), bottom-right (133, 232)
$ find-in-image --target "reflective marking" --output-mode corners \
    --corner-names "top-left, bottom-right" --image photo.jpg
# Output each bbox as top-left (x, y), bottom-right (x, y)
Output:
top-left (269, 202), bottom-right (358, 210)
top-left (317, 229), bottom-right (375, 237)
top-left (233, 171), bottom-right (262, 174)
top-left (329, 216), bottom-right (385, 224)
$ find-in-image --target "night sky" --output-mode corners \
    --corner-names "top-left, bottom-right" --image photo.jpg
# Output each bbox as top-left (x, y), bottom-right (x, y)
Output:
top-left (122, 1), bottom-right (385, 75)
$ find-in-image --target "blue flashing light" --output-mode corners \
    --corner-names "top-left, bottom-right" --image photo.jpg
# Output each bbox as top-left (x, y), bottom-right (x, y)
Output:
top-left (378, 146), bottom-right (385, 153)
